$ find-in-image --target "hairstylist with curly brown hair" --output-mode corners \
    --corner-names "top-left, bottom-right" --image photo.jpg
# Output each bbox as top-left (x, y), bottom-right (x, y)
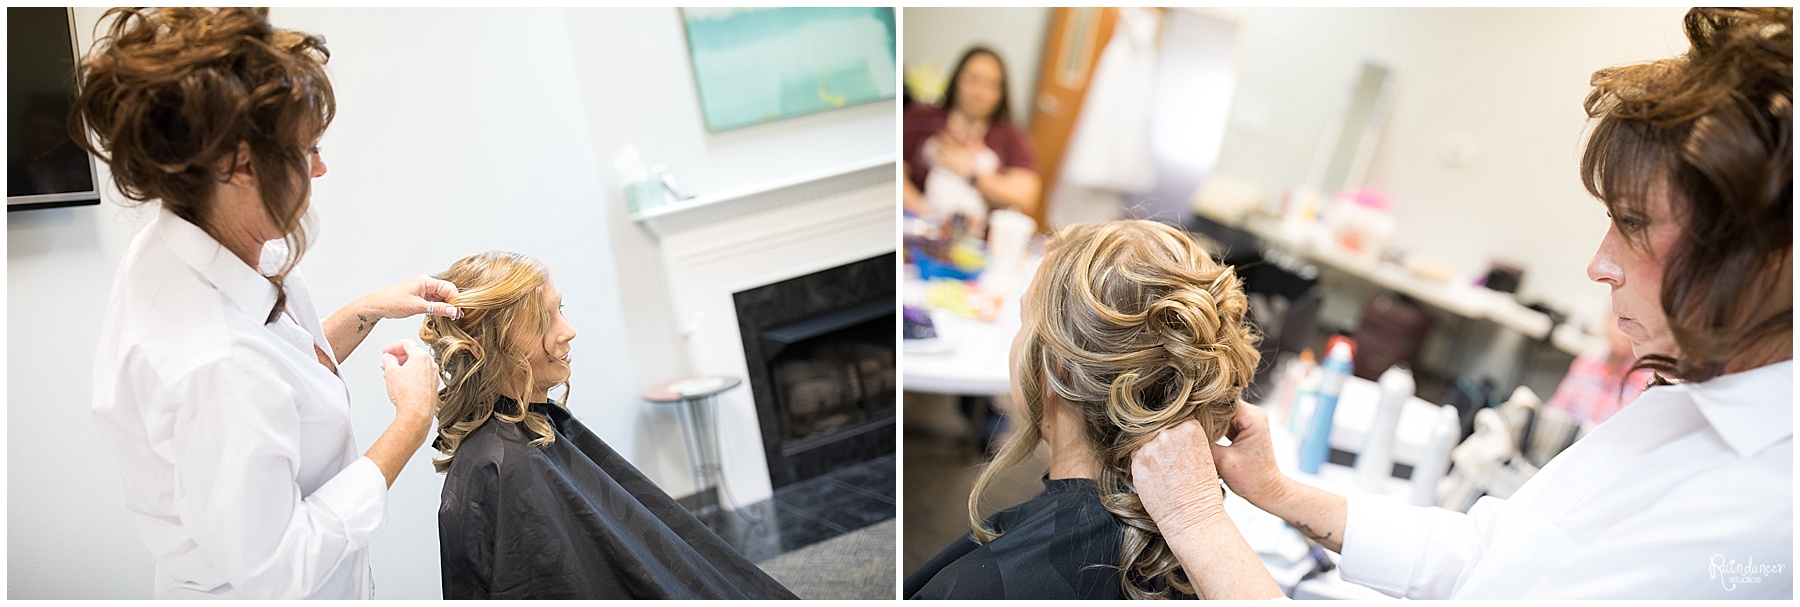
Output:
top-left (81, 8), bottom-right (462, 599)
top-left (1133, 8), bottom-right (1792, 599)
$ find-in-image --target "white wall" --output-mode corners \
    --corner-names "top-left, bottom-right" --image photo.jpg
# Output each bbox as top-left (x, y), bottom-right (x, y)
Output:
top-left (7, 7), bottom-right (892, 599)
top-left (900, 7), bottom-right (1688, 317)
top-left (902, 7), bottom-right (1049, 126)
top-left (559, 8), bottom-right (896, 500)
top-left (1204, 7), bottom-right (1689, 318)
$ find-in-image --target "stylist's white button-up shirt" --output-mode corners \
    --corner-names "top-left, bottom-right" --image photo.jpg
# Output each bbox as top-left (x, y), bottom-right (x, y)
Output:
top-left (91, 208), bottom-right (387, 599)
top-left (1339, 361), bottom-right (1793, 599)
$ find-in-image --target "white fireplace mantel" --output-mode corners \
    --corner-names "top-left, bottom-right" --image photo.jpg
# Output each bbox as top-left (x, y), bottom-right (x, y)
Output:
top-left (632, 155), bottom-right (894, 238)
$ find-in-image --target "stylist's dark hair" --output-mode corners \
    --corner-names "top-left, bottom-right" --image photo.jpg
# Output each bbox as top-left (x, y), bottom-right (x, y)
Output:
top-left (70, 7), bottom-right (335, 324)
top-left (1581, 7), bottom-right (1792, 383)
top-left (942, 46), bottom-right (1011, 124)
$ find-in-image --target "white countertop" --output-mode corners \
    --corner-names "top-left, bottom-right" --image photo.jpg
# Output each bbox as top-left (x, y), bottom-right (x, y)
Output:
top-left (901, 261), bottom-right (1027, 397)
top-left (1223, 210), bottom-right (1604, 358)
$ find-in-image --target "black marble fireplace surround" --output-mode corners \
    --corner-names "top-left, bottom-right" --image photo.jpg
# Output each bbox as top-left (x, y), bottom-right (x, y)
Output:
top-left (734, 253), bottom-right (896, 489)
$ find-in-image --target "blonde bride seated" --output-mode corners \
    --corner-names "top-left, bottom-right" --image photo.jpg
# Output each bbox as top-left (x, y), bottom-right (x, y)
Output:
top-left (905, 220), bottom-right (1261, 599)
top-left (421, 251), bottom-right (794, 600)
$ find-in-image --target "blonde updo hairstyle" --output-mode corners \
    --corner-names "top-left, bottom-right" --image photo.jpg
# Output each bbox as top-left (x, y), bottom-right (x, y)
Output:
top-left (968, 220), bottom-right (1261, 600)
top-left (420, 251), bottom-right (568, 473)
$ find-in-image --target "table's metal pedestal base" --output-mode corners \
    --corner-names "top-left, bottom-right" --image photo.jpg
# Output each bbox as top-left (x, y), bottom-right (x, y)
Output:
top-left (642, 376), bottom-right (743, 517)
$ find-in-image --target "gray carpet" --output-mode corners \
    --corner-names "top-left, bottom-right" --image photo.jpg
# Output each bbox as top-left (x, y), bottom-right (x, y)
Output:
top-left (757, 518), bottom-right (897, 600)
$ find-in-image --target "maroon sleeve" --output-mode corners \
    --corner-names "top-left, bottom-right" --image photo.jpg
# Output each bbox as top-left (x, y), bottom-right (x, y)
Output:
top-left (988, 122), bottom-right (1037, 173)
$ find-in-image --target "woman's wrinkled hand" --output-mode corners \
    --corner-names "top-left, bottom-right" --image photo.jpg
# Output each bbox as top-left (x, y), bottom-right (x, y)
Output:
top-left (1209, 403), bottom-right (1290, 507)
top-left (1132, 419), bottom-right (1229, 533)
top-left (361, 275), bottom-right (461, 321)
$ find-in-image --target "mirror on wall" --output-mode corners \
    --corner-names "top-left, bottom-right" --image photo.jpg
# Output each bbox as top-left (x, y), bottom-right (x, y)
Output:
top-left (1307, 60), bottom-right (1392, 197)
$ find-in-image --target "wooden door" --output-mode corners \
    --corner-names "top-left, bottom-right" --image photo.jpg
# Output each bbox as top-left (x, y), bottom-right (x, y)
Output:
top-left (1026, 7), bottom-right (1119, 231)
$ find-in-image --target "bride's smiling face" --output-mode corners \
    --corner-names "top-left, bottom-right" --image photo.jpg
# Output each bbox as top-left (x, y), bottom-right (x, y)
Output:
top-left (518, 280), bottom-right (576, 397)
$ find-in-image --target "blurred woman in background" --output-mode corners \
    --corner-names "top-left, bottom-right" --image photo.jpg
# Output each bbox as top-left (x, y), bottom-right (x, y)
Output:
top-left (903, 46), bottom-right (1042, 228)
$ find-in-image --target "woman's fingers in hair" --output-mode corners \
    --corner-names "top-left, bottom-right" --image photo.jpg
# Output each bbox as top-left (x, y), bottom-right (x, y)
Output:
top-left (1225, 401), bottom-right (1268, 443)
top-left (415, 276), bottom-right (462, 319)
top-left (422, 298), bottom-right (462, 320)
top-left (415, 275), bottom-right (459, 302)
top-left (1132, 419), bottom-right (1227, 529)
top-left (1133, 420), bottom-right (1221, 490)
top-left (362, 276), bottom-right (461, 320)
top-left (1212, 403), bottom-right (1287, 505)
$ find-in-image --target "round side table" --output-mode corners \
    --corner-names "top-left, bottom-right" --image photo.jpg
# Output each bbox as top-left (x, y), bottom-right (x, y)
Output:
top-left (642, 375), bottom-right (742, 515)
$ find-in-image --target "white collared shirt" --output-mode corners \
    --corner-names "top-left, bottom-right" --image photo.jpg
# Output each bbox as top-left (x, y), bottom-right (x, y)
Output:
top-left (1339, 360), bottom-right (1793, 599)
top-left (91, 208), bottom-right (387, 599)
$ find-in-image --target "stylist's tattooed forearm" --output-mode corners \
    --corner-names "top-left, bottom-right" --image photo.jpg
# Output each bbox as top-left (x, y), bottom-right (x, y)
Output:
top-left (1289, 519), bottom-right (1332, 542)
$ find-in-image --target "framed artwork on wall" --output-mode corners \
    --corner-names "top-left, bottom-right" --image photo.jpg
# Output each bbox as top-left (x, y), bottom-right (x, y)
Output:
top-left (680, 7), bottom-right (896, 132)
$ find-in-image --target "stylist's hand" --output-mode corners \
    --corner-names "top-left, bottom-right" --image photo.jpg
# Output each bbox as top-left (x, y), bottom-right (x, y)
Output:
top-left (379, 340), bottom-right (440, 423)
top-left (361, 275), bottom-right (462, 321)
top-left (1133, 420), bottom-right (1230, 532)
top-left (1208, 403), bottom-right (1290, 507)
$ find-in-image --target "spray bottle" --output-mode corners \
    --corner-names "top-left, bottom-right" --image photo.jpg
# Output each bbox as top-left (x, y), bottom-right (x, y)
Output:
top-left (1288, 364), bottom-right (1321, 457)
top-left (1299, 336), bottom-right (1355, 474)
top-left (1355, 365), bottom-right (1414, 492)
top-left (1410, 405), bottom-right (1463, 507)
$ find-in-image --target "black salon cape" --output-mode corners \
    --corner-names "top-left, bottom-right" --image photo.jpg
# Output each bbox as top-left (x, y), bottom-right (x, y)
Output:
top-left (437, 398), bottom-right (796, 599)
top-left (904, 477), bottom-right (1192, 600)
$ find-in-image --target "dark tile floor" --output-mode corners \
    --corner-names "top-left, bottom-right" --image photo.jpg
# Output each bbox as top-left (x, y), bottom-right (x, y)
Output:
top-left (699, 453), bottom-right (897, 563)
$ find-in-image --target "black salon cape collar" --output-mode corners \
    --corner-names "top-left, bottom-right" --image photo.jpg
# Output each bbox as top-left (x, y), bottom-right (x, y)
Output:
top-left (904, 476), bottom-right (1195, 599)
top-left (437, 397), bottom-right (796, 599)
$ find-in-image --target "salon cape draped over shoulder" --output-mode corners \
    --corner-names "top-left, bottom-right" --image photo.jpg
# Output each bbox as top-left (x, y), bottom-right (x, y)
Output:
top-left (436, 397), bottom-right (796, 599)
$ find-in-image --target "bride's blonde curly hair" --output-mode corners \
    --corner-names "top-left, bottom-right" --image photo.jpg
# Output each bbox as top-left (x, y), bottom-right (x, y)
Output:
top-left (420, 251), bottom-right (568, 473)
top-left (969, 220), bottom-right (1260, 599)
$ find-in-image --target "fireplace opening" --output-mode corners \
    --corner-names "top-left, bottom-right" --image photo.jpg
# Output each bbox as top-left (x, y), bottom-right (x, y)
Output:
top-left (735, 253), bottom-right (895, 488)
top-left (766, 300), bottom-right (895, 445)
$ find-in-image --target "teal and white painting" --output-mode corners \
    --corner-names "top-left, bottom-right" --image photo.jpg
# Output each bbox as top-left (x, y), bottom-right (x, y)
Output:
top-left (681, 7), bottom-right (896, 132)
